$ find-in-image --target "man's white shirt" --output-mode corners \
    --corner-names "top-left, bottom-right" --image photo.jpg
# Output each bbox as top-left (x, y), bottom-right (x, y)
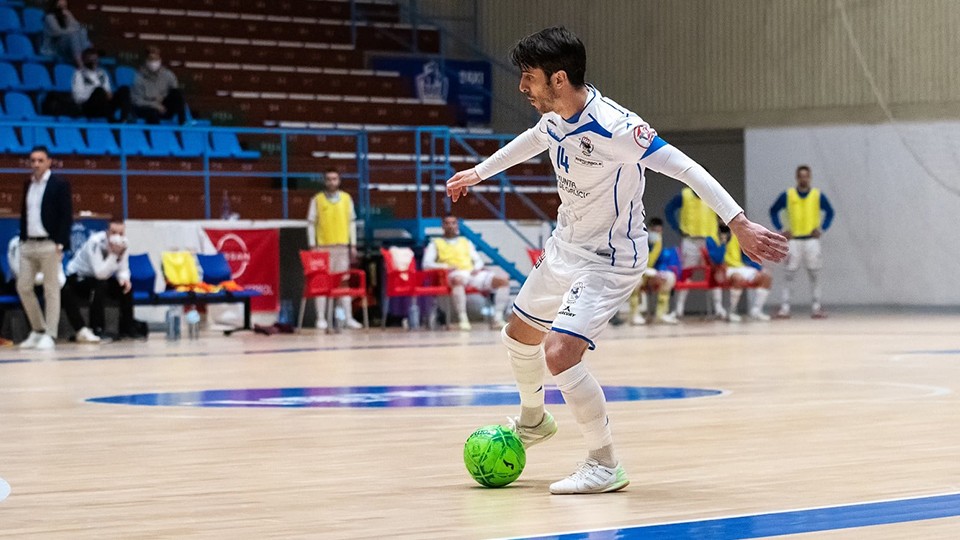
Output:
top-left (66, 231), bottom-right (130, 283)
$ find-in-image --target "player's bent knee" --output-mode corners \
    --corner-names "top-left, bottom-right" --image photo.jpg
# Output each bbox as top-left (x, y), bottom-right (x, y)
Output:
top-left (504, 317), bottom-right (544, 347)
top-left (544, 332), bottom-right (589, 375)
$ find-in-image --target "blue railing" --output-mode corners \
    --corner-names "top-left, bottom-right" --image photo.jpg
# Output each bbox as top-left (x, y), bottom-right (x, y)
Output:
top-left (0, 122), bottom-right (553, 240)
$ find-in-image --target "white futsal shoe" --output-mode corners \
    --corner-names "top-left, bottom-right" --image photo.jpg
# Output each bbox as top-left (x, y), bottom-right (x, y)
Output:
top-left (657, 312), bottom-right (679, 325)
top-left (727, 312), bottom-right (742, 323)
top-left (19, 331), bottom-right (44, 349)
top-left (749, 309), bottom-right (771, 322)
top-left (549, 459), bottom-right (630, 495)
top-left (505, 410), bottom-right (558, 449)
top-left (630, 313), bottom-right (646, 326)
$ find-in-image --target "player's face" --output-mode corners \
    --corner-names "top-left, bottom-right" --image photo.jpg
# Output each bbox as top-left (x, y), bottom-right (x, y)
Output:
top-left (518, 68), bottom-right (558, 114)
top-left (108, 222), bottom-right (125, 237)
top-left (650, 224), bottom-right (663, 234)
top-left (324, 172), bottom-right (340, 193)
top-left (442, 217), bottom-right (459, 237)
top-left (796, 169), bottom-right (811, 190)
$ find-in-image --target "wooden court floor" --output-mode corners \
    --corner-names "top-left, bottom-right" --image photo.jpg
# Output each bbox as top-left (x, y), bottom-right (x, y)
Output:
top-left (1, 312), bottom-right (960, 538)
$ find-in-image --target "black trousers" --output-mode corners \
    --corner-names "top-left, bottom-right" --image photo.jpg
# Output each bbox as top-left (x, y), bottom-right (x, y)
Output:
top-left (81, 86), bottom-right (132, 122)
top-left (133, 88), bottom-right (186, 125)
top-left (69, 275), bottom-right (134, 334)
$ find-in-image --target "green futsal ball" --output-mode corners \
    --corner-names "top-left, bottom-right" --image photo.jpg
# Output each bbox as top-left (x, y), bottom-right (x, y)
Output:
top-left (463, 425), bottom-right (526, 487)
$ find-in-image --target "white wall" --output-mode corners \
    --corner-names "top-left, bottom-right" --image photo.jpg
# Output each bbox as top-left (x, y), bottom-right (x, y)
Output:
top-left (746, 121), bottom-right (960, 306)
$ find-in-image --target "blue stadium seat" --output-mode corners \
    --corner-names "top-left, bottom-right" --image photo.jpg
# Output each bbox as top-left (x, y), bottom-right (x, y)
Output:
top-left (21, 7), bottom-right (43, 34)
top-left (3, 91), bottom-right (39, 119)
top-left (120, 127), bottom-right (166, 157)
top-left (196, 253), bottom-right (232, 284)
top-left (85, 127), bottom-right (120, 155)
top-left (0, 125), bottom-right (28, 153)
top-left (53, 63), bottom-right (74, 92)
top-left (211, 131), bottom-right (260, 159)
top-left (128, 253), bottom-right (157, 302)
top-left (0, 7), bottom-right (21, 33)
top-left (180, 130), bottom-right (210, 157)
top-left (149, 129), bottom-right (188, 157)
top-left (5, 34), bottom-right (43, 62)
top-left (20, 125), bottom-right (54, 149)
top-left (20, 62), bottom-right (52, 91)
top-left (114, 65), bottom-right (136, 88)
top-left (0, 61), bottom-right (22, 90)
top-left (53, 126), bottom-right (88, 154)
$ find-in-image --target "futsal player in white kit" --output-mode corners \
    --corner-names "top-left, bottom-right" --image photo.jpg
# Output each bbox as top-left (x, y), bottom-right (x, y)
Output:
top-left (446, 27), bottom-right (788, 494)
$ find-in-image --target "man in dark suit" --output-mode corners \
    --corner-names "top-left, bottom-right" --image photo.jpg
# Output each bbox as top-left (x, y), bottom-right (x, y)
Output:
top-left (17, 146), bottom-right (73, 350)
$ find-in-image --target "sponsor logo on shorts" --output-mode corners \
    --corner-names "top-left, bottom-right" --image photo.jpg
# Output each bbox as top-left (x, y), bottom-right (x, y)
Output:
top-left (558, 305), bottom-right (576, 317)
top-left (566, 282), bottom-right (584, 305)
top-left (574, 155), bottom-right (603, 168)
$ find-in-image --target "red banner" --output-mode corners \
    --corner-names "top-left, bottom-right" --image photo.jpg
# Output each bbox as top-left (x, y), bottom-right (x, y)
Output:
top-left (203, 228), bottom-right (279, 311)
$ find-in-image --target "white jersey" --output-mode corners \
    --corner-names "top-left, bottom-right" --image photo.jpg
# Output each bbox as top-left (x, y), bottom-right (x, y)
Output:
top-left (475, 85), bottom-right (742, 270)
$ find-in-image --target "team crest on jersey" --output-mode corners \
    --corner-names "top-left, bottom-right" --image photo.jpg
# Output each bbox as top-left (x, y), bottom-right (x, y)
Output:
top-left (579, 136), bottom-right (594, 156)
top-left (634, 124), bottom-right (656, 149)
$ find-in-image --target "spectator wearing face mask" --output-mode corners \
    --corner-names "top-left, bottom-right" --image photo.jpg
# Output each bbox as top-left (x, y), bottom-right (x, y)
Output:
top-left (72, 48), bottom-right (131, 122)
top-left (66, 219), bottom-right (143, 340)
top-left (131, 46), bottom-right (186, 125)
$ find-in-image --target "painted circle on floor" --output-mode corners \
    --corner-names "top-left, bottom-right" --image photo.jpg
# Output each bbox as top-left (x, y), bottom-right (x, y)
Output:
top-left (0, 477), bottom-right (10, 503)
top-left (86, 385), bottom-right (724, 408)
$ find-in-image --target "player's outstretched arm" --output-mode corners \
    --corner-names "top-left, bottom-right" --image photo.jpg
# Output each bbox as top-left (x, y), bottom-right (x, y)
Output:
top-left (728, 213), bottom-right (789, 263)
top-left (446, 126), bottom-right (549, 203)
top-left (446, 168), bottom-right (482, 203)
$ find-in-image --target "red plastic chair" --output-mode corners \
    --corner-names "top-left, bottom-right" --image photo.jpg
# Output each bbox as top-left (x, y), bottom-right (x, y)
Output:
top-left (380, 247), bottom-right (449, 329)
top-left (298, 250), bottom-right (369, 332)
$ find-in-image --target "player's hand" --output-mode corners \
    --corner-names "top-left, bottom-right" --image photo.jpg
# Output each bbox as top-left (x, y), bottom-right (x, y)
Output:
top-left (811, 229), bottom-right (822, 239)
top-left (728, 213), bottom-right (789, 263)
top-left (446, 168), bottom-right (482, 203)
top-left (121, 280), bottom-right (132, 294)
top-left (349, 245), bottom-right (358, 262)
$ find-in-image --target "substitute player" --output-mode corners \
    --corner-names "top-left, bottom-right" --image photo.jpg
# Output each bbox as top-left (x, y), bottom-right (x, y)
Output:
top-left (446, 26), bottom-right (788, 494)
top-left (707, 225), bottom-right (772, 322)
top-left (768, 165), bottom-right (835, 319)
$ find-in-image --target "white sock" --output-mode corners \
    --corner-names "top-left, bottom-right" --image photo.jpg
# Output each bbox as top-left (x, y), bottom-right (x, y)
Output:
top-left (314, 297), bottom-right (328, 322)
top-left (782, 270), bottom-right (796, 307)
top-left (502, 328), bottom-right (545, 427)
top-left (554, 361), bottom-right (615, 467)
top-left (451, 285), bottom-right (467, 321)
top-left (753, 288), bottom-right (770, 312)
top-left (675, 289), bottom-right (689, 317)
top-left (809, 269), bottom-right (822, 310)
top-left (492, 286), bottom-right (509, 320)
top-left (729, 288), bottom-right (743, 313)
top-left (339, 296), bottom-right (353, 319)
top-left (711, 288), bottom-right (725, 314)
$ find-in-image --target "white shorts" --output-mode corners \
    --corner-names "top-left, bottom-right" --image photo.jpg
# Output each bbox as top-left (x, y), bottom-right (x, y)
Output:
top-left (785, 238), bottom-right (823, 272)
top-left (680, 237), bottom-right (707, 268)
top-left (448, 269), bottom-right (496, 291)
top-left (317, 245), bottom-right (350, 273)
top-left (726, 266), bottom-right (759, 283)
top-left (513, 237), bottom-right (644, 350)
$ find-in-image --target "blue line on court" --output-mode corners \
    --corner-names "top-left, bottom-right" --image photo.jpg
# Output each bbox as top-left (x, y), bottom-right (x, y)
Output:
top-left (521, 491), bottom-right (960, 539)
top-left (0, 477), bottom-right (9, 503)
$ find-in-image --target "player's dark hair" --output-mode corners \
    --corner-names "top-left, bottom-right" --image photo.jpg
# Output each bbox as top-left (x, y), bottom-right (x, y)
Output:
top-left (510, 26), bottom-right (586, 88)
top-left (324, 168), bottom-right (340, 176)
top-left (442, 212), bottom-right (458, 220)
top-left (649, 217), bottom-right (664, 228)
top-left (718, 225), bottom-right (731, 236)
top-left (29, 145), bottom-right (50, 158)
top-left (796, 165), bottom-right (811, 175)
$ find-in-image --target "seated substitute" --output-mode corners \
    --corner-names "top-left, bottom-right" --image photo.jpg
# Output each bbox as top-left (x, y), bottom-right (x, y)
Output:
top-left (422, 214), bottom-right (511, 331)
top-left (629, 217), bottom-right (678, 325)
top-left (707, 225), bottom-right (772, 322)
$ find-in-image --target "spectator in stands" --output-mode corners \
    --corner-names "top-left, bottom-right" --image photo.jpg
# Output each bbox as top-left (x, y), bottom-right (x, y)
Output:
top-left (17, 146), bottom-right (72, 350)
top-left (8, 236), bottom-right (100, 343)
top-left (629, 217), bottom-right (679, 326)
top-left (66, 219), bottom-right (142, 340)
top-left (72, 48), bottom-right (131, 122)
top-left (707, 225), bottom-right (772, 322)
top-left (306, 169), bottom-right (363, 330)
top-left (42, 0), bottom-right (91, 68)
top-left (422, 213), bottom-right (511, 331)
top-left (132, 46), bottom-right (186, 125)
top-left (665, 185), bottom-right (721, 318)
